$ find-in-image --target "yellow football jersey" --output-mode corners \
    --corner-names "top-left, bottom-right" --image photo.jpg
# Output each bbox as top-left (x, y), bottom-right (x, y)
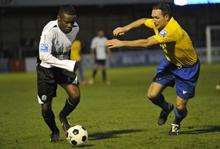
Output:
top-left (70, 40), bottom-right (82, 61)
top-left (144, 17), bottom-right (198, 66)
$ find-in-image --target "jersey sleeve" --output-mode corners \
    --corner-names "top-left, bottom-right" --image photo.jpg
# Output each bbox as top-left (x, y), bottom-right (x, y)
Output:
top-left (144, 19), bottom-right (155, 28)
top-left (39, 30), bottom-right (77, 72)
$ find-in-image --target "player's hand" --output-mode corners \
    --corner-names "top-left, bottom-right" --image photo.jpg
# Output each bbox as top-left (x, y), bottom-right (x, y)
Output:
top-left (106, 39), bottom-right (124, 49)
top-left (113, 27), bottom-right (128, 36)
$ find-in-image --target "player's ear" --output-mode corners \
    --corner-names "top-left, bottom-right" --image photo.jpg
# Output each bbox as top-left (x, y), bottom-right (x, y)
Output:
top-left (57, 15), bottom-right (61, 21)
top-left (165, 14), bottom-right (170, 21)
top-left (57, 12), bottom-right (63, 22)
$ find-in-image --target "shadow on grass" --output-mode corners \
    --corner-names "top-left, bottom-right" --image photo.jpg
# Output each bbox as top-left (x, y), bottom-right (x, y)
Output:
top-left (181, 125), bottom-right (220, 135)
top-left (58, 139), bottom-right (94, 148)
top-left (72, 144), bottom-right (95, 148)
top-left (56, 139), bottom-right (94, 148)
top-left (89, 129), bottom-right (144, 140)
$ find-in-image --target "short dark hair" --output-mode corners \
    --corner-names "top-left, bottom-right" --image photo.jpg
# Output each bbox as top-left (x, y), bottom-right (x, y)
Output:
top-left (153, 2), bottom-right (172, 17)
top-left (58, 5), bottom-right (77, 16)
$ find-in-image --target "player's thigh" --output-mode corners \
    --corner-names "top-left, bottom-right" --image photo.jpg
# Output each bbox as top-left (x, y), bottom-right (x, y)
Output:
top-left (37, 66), bottom-right (57, 104)
top-left (97, 63), bottom-right (105, 69)
top-left (58, 74), bottom-right (80, 99)
top-left (100, 60), bottom-right (106, 69)
top-left (175, 78), bottom-right (196, 101)
top-left (147, 73), bottom-right (175, 99)
top-left (37, 81), bottom-right (57, 104)
top-left (93, 64), bottom-right (98, 70)
top-left (56, 69), bottom-right (80, 99)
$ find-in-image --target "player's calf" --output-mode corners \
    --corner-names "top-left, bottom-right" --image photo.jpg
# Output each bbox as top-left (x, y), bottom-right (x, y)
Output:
top-left (50, 130), bottom-right (60, 142)
top-left (41, 103), bottom-right (60, 140)
top-left (173, 107), bottom-right (188, 125)
top-left (148, 93), bottom-right (172, 112)
top-left (158, 103), bottom-right (174, 125)
top-left (59, 97), bottom-right (80, 137)
top-left (168, 97), bottom-right (188, 135)
top-left (147, 93), bottom-right (174, 125)
top-left (59, 115), bottom-right (70, 137)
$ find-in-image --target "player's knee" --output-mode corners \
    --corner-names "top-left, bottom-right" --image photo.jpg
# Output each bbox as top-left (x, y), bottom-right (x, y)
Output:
top-left (176, 103), bottom-right (186, 111)
top-left (41, 103), bottom-right (51, 114)
top-left (68, 92), bottom-right (80, 105)
top-left (69, 90), bottom-right (80, 100)
top-left (147, 91), bottom-right (158, 101)
top-left (67, 85), bottom-right (79, 98)
top-left (176, 98), bottom-right (187, 110)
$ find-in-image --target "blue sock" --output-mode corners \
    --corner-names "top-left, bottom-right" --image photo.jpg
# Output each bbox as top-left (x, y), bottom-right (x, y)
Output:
top-left (173, 107), bottom-right (188, 125)
top-left (152, 94), bottom-right (170, 111)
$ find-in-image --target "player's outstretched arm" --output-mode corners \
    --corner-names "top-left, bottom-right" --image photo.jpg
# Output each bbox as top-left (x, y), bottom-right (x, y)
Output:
top-left (106, 36), bottom-right (159, 49)
top-left (113, 18), bottom-right (146, 36)
top-left (39, 52), bottom-right (78, 72)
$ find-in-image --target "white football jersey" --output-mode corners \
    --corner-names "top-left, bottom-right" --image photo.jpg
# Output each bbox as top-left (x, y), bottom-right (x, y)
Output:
top-left (38, 20), bottom-right (79, 72)
top-left (91, 36), bottom-right (108, 60)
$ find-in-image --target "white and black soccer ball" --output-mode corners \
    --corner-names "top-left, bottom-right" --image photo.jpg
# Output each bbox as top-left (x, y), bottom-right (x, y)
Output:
top-left (67, 125), bottom-right (88, 146)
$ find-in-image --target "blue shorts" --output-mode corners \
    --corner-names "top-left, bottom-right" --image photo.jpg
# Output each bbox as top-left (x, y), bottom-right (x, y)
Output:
top-left (154, 57), bottom-right (200, 100)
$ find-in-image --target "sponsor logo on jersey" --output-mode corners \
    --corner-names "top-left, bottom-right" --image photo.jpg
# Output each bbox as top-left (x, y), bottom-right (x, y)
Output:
top-left (40, 43), bottom-right (49, 52)
top-left (160, 29), bottom-right (167, 37)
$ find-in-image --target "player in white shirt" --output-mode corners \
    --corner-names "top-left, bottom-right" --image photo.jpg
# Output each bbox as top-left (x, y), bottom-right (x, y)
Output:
top-left (37, 5), bottom-right (80, 142)
top-left (89, 30), bottom-right (111, 84)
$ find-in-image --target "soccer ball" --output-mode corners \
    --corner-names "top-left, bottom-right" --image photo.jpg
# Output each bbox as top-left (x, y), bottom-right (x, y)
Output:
top-left (67, 125), bottom-right (88, 146)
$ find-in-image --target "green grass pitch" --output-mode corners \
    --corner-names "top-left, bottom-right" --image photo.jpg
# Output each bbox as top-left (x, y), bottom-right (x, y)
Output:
top-left (0, 64), bottom-right (219, 149)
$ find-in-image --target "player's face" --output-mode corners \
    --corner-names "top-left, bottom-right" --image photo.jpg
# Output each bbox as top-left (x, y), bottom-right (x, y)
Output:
top-left (58, 13), bottom-right (77, 34)
top-left (97, 31), bottom-right (104, 37)
top-left (151, 9), bottom-right (169, 30)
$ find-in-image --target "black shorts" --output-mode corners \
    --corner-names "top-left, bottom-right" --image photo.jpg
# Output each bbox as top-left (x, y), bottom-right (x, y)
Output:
top-left (37, 65), bottom-right (78, 104)
top-left (95, 59), bottom-right (106, 66)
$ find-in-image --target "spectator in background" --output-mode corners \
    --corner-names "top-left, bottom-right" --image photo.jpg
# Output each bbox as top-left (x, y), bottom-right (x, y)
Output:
top-left (70, 38), bottom-right (85, 84)
top-left (89, 30), bottom-right (111, 85)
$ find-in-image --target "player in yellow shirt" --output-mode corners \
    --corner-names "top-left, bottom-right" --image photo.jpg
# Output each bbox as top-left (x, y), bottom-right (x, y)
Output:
top-left (106, 2), bottom-right (200, 135)
top-left (71, 40), bottom-right (81, 61)
top-left (71, 39), bottom-right (85, 83)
